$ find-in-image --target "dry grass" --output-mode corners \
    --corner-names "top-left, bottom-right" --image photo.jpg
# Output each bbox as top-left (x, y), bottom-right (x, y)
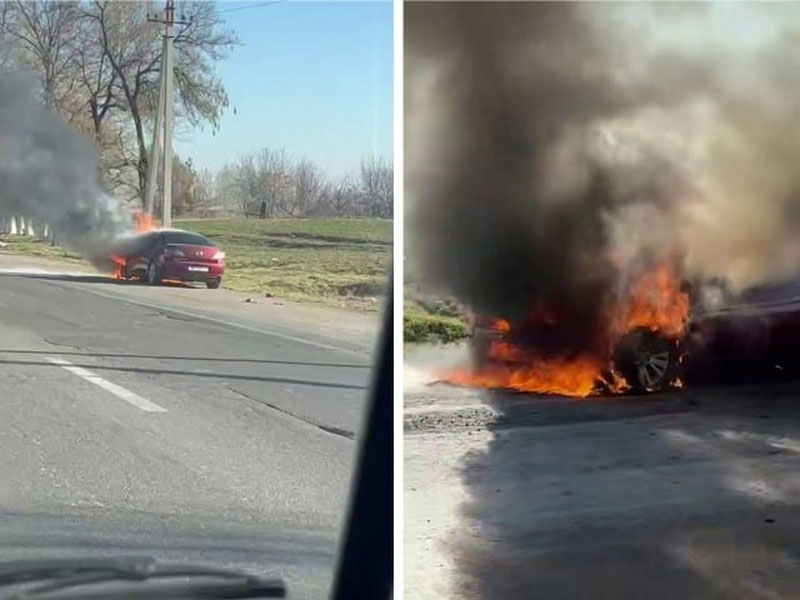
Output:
top-left (176, 217), bottom-right (391, 309)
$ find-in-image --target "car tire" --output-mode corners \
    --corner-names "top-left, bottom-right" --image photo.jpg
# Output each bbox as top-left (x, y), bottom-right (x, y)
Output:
top-left (206, 278), bottom-right (221, 289)
top-left (612, 327), bottom-right (679, 393)
top-left (147, 262), bottom-right (162, 286)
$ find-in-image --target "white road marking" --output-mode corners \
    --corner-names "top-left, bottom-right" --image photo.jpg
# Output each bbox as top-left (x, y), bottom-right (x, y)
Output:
top-left (45, 356), bottom-right (167, 413)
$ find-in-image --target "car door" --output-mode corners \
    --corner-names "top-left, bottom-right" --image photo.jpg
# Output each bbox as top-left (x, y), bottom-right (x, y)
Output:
top-left (142, 232), bottom-right (164, 270)
top-left (130, 232), bottom-right (161, 274)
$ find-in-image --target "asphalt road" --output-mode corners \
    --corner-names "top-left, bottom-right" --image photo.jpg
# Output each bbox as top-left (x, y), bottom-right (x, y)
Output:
top-left (0, 268), bottom-right (377, 599)
top-left (405, 353), bottom-right (800, 600)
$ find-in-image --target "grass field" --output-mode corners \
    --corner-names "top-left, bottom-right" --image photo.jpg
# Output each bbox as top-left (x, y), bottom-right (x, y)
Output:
top-left (177, 218), bottom-right (391, 308)
top-left (1, 217), bottom-right (392, 310)
top-left (0, 237), bottom-right (86, 263)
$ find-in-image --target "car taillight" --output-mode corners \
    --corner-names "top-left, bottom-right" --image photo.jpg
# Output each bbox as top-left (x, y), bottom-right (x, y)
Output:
top-left (213, 251), bottom-right (225, 260)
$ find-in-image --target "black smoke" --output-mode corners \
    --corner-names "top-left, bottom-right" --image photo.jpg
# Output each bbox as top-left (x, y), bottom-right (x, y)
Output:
top-left (406, 2), bottom-right (800, 352)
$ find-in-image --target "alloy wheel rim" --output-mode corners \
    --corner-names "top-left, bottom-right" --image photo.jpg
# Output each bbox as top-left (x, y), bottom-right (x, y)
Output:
top-left (635, 348), bottom-right (670, 389)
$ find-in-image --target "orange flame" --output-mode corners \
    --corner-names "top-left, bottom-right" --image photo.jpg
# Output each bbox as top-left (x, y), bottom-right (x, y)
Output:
top-left (492, 318), bottom-right (511, 334)
top-left (447, 347), bottom-right (603, 397)
top-left (109, 253), bottom-right (126, 280)
top-left (135, 211), bottom-right (160, 233)
top-left (441, 260), bottom-right (690, 397)
top-left (611, 262), bottom-right (690, 339)
top-left (106, 211), bottom-right (160, 280)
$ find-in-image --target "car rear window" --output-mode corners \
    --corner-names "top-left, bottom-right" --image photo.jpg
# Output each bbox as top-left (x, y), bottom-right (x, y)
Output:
top-left (163, 232), bottom-right (214, 246)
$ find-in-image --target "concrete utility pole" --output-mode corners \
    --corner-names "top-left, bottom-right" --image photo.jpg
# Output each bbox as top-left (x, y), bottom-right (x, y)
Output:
top-left (143, 47), bottom-right (166, 218)
top-left (162, 0), bottom-right (175, 228)
top-left (145, 0), bottom-right (188, 227)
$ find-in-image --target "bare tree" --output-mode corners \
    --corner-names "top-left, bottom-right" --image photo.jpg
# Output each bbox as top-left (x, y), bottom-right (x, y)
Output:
top-left (0, 3), bottom-right (17, 70)
top-left (88, 0), bottom-right (237, 201)
top-left (332, 175), bottom-right (359, 216)
top-left (216, 164), bottom-right (243, 215)
top-left (285, 159), bottom-right (323, 216)
top-left (256, 148), bottom-right (292, 218)
top-left (171, 154), bottom-right (197, 216)
top-left (360, 156), bottom-right (393, 218)
top-left (212, 150), bottom-right (392, 219)
top-left (100, 116), bottom-right (143, 201)
top-left (235, 155), bottom-right (259, 217)
top-left (194, 168), bottom-right (217, 216)
top-left (72, 11), bottom-right (117, 140)
top-left (314, 174), bottom-right (358, 216)
top-left (2, 1), bottom-right (82, 110)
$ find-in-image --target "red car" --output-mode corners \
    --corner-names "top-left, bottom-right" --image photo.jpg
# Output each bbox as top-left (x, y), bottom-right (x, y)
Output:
top-left (110, 228), bottom-right (225, 289)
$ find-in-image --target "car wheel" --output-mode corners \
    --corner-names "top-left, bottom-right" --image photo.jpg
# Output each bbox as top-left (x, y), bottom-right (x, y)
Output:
top-left (206, 278), bottom-right (221, 289)
top-left (612, 327), bottom-right (679, 393)
top-left (147, 262), bottom-right (162, 286)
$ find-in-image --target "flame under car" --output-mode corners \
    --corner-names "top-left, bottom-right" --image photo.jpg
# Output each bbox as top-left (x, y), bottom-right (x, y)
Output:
top-left (108, 229), bottom-right (225, 289)
top-left (468, 277), bottom-right (800, 395)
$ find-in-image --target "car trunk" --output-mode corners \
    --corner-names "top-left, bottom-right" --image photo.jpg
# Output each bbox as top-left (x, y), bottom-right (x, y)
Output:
top-left (166, 244), bottom-right (220, 264)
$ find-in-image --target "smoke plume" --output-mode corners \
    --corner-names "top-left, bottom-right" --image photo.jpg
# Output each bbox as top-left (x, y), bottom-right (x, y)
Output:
top-left (406, 2), bottom-right (800, 350)
top-left (0, 73), bottom-right (132, 265)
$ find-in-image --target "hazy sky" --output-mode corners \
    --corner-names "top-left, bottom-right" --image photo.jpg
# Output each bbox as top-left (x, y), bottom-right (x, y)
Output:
top-left (614, 1), bottom-right (796, 52)
top-left (173, 0), bottom-right (393, 179)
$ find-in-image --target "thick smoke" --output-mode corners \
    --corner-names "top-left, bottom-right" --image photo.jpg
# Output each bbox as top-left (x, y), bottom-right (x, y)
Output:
top-left (0, 74), bottom-right (131, 265)
top-left (406, 2), bottom-right (800, 351)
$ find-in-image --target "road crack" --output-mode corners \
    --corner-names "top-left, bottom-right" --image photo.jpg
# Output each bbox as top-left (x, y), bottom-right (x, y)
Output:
top-left (42, 338), bottom-right (84, 350)
top-left (227, 387), bottom-right (355, 440)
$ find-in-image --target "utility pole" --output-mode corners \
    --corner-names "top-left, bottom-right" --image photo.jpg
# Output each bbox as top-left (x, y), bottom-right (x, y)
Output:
top-left (145, 0), bottom-right (188, 227)
top-left (143, 47), bottom-right (166, 217)
top-left (162, 0), bottom-right (175, 228)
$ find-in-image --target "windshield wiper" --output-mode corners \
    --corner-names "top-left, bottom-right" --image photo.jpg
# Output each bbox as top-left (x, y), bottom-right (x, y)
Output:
top-left (0, 557), bottom-right (286, 599)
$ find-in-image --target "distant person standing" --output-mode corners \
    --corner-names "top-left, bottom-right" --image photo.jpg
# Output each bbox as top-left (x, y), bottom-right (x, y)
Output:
top-left (260, 200), bottom-right (267, 220)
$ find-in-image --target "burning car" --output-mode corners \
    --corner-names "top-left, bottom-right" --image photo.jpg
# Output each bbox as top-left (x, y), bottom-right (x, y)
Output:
top-left (466, 313), bottom-right (681, 396)
top-left (458, 269), bottom-right (800, 397)
top-left (109, 228), bottom-right (225, 289)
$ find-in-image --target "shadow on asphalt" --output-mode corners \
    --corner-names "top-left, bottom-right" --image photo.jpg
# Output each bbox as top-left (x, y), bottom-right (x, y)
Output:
top-left (0, 358), bottom-right (366, 390)
top-left (449, 365), bottom-right (800, 599)
top-left (0, 350), bottom-right (369, 369)
top-left (0, 272), bottom-right (193, 288)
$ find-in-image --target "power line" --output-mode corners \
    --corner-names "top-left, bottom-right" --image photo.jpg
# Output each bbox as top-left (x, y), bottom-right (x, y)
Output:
top-left (217, 1), bottom-right (286, 15)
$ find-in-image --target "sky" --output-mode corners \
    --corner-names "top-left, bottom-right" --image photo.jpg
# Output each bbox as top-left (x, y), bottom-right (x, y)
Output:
top-left (174, 0), bottom-right (393, 180)
top-left (613, 1), bottom-right (796, 52)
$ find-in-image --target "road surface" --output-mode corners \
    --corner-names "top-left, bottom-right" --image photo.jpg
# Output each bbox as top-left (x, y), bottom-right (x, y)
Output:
top-left (405, 346), bottom-right (800, 600)
top-left (0, 255), bottom-right (380, 599)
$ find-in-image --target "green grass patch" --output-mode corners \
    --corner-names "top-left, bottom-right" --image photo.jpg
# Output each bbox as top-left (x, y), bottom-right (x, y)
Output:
top-left (403, 283), bottom-right (471, 344)
top-left (176, 217), bottom-right (392, 308)
top-left (403, 312), bottom-right (468, 344)
top-left (0, 237), bottom-right (86, 263)
top-left (178, 217), bottom-right (392, 244)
